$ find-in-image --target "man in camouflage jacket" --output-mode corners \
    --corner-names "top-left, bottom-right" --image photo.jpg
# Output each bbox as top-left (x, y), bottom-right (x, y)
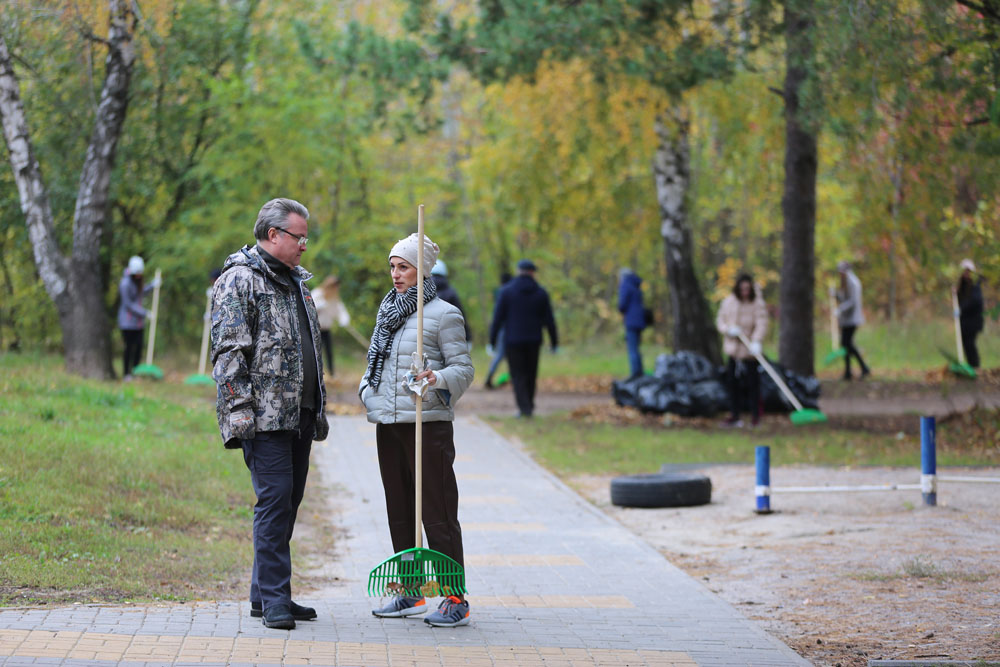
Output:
top-left (211, 198), bottom-right (328, 630)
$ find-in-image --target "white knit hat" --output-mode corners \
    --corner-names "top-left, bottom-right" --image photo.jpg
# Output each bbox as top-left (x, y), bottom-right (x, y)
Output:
top-left (960, 258), bottom-right (976, 273)
top-left (389, 233), bottom-right (440, 277)
top-left (127, 255), bottom-right (145, 275)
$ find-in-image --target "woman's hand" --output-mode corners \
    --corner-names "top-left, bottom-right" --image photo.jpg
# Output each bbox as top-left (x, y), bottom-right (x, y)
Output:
top-left (416, 370), bottom-right (437, 385)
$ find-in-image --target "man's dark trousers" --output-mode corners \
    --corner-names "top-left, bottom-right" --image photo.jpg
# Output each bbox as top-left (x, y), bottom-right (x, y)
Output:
top-left (506, 342), bottom-right (541, 417)
top-left (242, 408), bottom-right (314, 612)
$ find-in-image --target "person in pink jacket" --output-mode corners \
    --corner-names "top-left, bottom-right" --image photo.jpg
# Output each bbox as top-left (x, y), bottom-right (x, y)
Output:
top-left (716, 273), bottom-right (769, 427)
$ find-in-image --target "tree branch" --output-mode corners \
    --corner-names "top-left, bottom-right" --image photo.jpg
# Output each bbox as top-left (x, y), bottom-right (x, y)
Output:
top-left (955, 0), bottom-right (1000, 24)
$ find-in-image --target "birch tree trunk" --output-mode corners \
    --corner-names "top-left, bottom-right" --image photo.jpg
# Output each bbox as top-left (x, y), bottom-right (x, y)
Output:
top-left (0, 0), bottom-right (135, 378)
top-left (778, 0), bottom-right (818, 377)
top-left (652, 107), bottom-right (722, 366)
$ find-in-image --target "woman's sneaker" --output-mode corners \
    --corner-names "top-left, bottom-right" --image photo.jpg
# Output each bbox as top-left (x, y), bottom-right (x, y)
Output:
top-left (424, 596), bottom-right (470, 627)
top-left (371, 595), bottom-right (426, 618)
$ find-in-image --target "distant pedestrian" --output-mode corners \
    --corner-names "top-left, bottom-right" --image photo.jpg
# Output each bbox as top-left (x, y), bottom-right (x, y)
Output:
top-left (617, 268), bottom-right (648, 378)
top-left (836, 261), bottom-right (871, 380)
top-left (359, 232), bottom-right (474, 627)
top-left (489, 259), bottom-right (558, 418)
top-left (117, 255), bottom-right (159, 380)
top-left (210, 198), bottom-right (328, 630)
top-left (431, 260), bottom-right (472, 344)
top-left (312, 275), bottom-right (351, 376)
top-left (956, 258), bottom-right (984, 369)
top-left (484, 271), bottom-right (512, 389)
top-left (716, 273), bottom-right (768, 427)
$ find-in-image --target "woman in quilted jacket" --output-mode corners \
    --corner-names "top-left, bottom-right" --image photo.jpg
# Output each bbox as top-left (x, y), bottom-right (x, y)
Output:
top-left (359, 232), bottom-right (474, 628)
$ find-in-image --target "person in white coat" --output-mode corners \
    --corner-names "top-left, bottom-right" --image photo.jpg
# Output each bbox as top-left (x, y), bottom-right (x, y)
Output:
top-left (836, 261), bottom-right (870, 380)
top-left (359, 232), bottom-right (474, 628)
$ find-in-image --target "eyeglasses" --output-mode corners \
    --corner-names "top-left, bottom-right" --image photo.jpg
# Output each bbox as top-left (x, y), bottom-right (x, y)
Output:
top-left (279, 228), bottom-right (309, 248)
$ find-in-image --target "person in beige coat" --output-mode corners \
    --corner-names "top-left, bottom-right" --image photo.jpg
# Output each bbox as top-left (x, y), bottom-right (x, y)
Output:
top-left (716, 273), bottom-right (769, 426)
top-left (312, 275), bottom-right (351, 376)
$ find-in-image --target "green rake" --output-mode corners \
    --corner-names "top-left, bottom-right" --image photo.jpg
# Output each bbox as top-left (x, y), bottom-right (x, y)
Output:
top-left (822, 288), bottom-right (846, 366)
top-left (133, 269), bottom-right (164, 380)
top-left (368, 204), bottom-right (467, 598)
top-left (945, 290), bottom-right (976, 379)
top-left (738, 332), bottom-right (827, 426)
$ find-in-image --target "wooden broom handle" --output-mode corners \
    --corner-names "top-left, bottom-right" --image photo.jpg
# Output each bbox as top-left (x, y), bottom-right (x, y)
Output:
top-left (415, 205), bottom-right (425, 549)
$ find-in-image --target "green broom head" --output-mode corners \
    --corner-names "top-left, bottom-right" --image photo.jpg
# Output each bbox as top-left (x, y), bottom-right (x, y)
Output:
top-left (948, 362), bottom-right (977, 379)
top-left (368, 547), bottom-right (466, 598)
top-left (132, 363), bottom-right (164, 380)
top-left (184, 373), bottom-right (214, 386)
top-left (822, 347), bottom-right (846, 365)
top-left (790, 408), bottom-right (827, 425)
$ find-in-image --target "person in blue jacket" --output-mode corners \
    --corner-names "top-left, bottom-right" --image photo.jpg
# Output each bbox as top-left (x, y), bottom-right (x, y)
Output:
top-left (617, 268), bottom-right (648, 378)
top-left (489, 259), bottom-right (558, 418)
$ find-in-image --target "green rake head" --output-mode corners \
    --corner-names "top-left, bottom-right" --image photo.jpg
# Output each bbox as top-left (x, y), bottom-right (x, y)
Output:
top-left (132, 363), bottom-right (163, 380)
top-left (790, 408), bottom-right (827, 426)
top-left (368, 547), bottom-right (466, 598)
top-left (822, 347), bottom-right (846, 366)
top-left (948, 362), bottom-right (977, 379)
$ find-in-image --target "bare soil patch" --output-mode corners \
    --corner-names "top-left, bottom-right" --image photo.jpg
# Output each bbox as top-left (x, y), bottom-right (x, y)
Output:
top-left (571, 466), bottom-right (1000, 666)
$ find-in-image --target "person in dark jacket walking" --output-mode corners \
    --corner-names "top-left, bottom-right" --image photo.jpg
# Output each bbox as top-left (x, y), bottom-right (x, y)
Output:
top-left (617, 268), bottom-right (647, 378)
top-left (488, 259), bottom-right (558, 418)
top-left (431, 260), bottom-right (472, 344)
top-left (957, 258), bottom-right (985, 369)
top-left (211, 198), bottom-right (329, 630)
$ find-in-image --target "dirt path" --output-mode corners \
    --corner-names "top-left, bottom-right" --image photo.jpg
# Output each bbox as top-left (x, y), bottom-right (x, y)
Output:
top-left (569, 466), bottom-right (1000, 666)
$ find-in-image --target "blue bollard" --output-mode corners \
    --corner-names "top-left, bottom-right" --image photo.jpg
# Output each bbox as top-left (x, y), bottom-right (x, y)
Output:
top-left (755, 445), bottom-right (772, 514)
top-left (920, 416), bottom-right (937, 506)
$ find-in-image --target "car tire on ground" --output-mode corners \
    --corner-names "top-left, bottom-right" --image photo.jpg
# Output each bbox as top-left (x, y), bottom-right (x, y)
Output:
top-left (609, 472), bottom-right (712, 508)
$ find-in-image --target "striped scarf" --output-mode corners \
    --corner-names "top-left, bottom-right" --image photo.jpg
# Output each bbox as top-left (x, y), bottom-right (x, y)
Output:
top-left (364, 278), bottom-right (437, 390)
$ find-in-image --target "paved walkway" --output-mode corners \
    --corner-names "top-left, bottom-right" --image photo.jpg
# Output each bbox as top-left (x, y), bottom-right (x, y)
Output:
top-left (0, 415), bottom-right (807, 666)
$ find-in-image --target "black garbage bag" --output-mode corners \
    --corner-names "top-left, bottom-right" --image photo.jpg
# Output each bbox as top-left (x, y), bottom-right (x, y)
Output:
top-left (614, 349), bottom-right (821, 417)
top-left (758, 360), bottom-right (821, 412)
top-left (611, 375), bottom-right (660, 409)
top-left (688, 379), bottom-right (730, 417)
top-left (637, 379), bottom-right (694, 415)
top-left (653, 350), bottom-right (717, 383)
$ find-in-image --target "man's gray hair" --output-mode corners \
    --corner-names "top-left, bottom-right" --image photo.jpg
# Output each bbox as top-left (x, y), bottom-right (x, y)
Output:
top-left (254, 198), bottom-right (310, 240)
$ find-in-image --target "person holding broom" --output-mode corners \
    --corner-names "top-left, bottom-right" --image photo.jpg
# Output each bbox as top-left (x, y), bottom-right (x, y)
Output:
top-left (359, 232), bottom-right (475, 627)
top-left (956, 258), bottom-right (984, 369)
top-left (716, 273), bottom-right (768, 427)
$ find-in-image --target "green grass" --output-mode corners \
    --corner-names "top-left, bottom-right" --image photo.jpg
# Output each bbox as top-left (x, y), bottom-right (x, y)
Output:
top-left (488, 411), bottom-right (999, 477)
top-left (0, 353), bottom-right (254, 605)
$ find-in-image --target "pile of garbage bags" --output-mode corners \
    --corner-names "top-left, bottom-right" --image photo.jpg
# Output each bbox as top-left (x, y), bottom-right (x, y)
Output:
top-left (611, 350), bottom-right (820, 417)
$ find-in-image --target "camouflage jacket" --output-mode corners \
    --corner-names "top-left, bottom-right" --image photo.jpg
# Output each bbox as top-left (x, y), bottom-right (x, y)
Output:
top-left (211, 245), bottom-right (329, 448)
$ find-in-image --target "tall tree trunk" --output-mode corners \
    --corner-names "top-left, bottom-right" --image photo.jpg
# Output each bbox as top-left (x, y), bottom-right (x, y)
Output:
top-left (0, 0), bottom-right (135, 379)
top-left (652, 106), bottom-right (722, 366)
top-left (778, 0), bottom-right (818, 377)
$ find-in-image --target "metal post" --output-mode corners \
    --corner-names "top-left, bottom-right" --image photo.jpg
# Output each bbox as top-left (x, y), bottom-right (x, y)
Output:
top-left (920, 416), bottom-right (937, 507)
top-left (755, 445), bottom-right (772, 514)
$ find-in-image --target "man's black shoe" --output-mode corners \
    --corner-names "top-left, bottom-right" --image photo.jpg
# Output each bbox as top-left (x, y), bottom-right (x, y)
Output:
top-left (261, 604), bottom-right (296, 630)
top-left (251, 601), bottom-right (316, 620)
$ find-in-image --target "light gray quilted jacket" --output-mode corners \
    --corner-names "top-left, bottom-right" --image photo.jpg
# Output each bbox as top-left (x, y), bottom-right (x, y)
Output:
top-left (359, 297), bottom-right (474, 424)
